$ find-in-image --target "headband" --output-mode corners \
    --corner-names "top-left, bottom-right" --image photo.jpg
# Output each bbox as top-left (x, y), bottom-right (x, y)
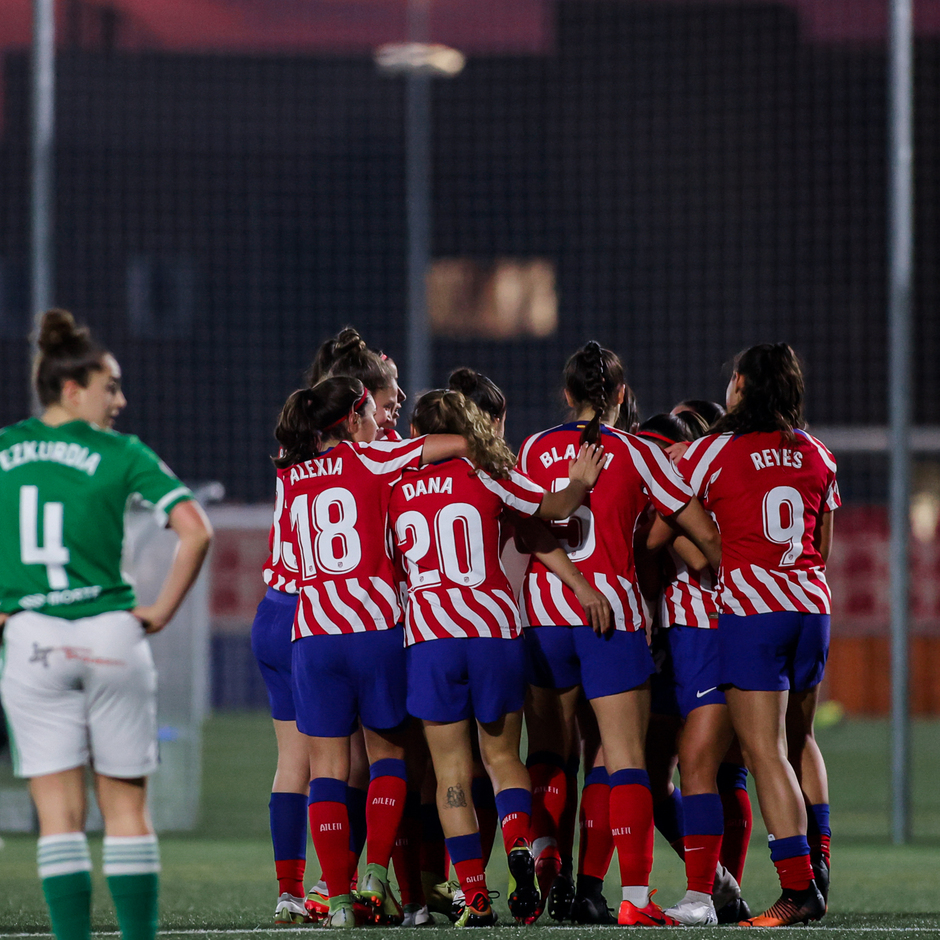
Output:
top-left (638, 431), bottom-right (677, 446)
top-left (320, 389), bottom-right (370, 431)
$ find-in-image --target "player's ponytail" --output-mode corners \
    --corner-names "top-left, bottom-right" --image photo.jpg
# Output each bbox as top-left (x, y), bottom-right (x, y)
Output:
top-left (33, 308), bottom-right (108, 407)
top-left (563, 341), bottom-right (626, 446)
top-left (274, 376), bottom-right (368, 468)
top-left (712, 342), bottom-right (805, 439)
top-left (411, 389), bottom-right (516, 479)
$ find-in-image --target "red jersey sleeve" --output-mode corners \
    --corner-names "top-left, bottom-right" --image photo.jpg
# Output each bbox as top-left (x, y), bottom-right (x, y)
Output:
top-left (475, 467), bottom-right (546, 517)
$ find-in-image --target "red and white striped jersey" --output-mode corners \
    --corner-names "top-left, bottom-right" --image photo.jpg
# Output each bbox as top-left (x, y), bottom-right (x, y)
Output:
top-left (678, 429), bottom-right (840, 617)
top-left (517, 422), bottom-right (693, 632)
top-left (389, 458), bottom-right (545, 644)
top-left (660, 546), bottom-right (718, 629)
top-left (281, 437), bottom-right (426, 637)
top-left (262, 466), bottom-right (300, 595)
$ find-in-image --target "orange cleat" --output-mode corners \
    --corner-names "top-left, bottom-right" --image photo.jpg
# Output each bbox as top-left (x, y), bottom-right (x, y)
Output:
top-left (740, 883), bottom-right (826, 927)
top-left (617, 889), bottom-right (681, 926)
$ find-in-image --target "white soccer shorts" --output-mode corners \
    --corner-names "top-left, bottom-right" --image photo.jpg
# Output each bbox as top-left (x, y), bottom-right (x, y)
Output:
top-left (0, 609), bottom-right (158, 779)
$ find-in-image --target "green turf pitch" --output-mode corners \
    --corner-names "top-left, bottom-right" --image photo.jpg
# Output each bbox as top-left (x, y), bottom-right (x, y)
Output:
top-left (1, 713), bottom-right (939, 936)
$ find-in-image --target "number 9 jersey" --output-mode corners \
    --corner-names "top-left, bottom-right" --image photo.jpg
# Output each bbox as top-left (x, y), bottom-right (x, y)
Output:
top-left (516, 421), bottom-right (694, 632)
top-left (677, 429), bottom-right (841, 617)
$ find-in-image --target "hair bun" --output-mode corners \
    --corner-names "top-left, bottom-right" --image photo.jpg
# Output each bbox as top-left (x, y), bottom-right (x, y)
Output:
top-left (37, 309), bottom-right (86, 353)
top-left (333, 327), bottom-right (366, 357)
top-left (447, 368), bottom-right (476, 394)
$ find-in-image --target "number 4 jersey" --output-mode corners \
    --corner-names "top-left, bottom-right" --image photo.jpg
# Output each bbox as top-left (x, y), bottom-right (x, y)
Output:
top-left (678, 429), bottom-right (841, 616)
top-left (0, 417), bottom-right (193, 619)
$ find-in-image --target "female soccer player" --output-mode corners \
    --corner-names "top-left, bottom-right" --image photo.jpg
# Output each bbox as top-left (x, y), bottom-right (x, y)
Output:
top-left (389, 388), bottom-right (609, 926)
top-left (0, 310), bottom-right (212, 940)
top-left (518, 341), bottom-right (721, 927)
top-left (677, 343), bottom-right (837, 927)
top-left (273, 375), bottom-right (492, 928)
top-left (252, 333), bottom-right (398, 924)
top-left (637, 413), bottom-right (751, 927)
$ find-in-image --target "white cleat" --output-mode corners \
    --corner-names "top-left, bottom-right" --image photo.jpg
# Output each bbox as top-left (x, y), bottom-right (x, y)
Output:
top-left (274, 892), bottom-right (313, 925)
top-left (664, 890), bottom-right (718, 926)
top-left (712, 862), bottom-right (742, 911)
top-left (403, 903), bottom-right (432, 926)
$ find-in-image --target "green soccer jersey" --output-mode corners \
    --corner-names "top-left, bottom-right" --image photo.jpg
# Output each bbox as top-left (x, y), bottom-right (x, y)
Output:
top-left (0, 417), bottom-right (192, 619)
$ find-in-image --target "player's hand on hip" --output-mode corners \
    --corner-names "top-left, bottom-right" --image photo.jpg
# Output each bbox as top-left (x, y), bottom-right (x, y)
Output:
top-left (131, 606), bottom-right (168, 634)
top-left (568, 443), bottom-right (606, 488)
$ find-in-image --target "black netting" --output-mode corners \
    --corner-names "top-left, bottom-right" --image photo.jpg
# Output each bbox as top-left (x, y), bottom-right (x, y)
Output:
top-left (0, 1), bottom-right (937, 501)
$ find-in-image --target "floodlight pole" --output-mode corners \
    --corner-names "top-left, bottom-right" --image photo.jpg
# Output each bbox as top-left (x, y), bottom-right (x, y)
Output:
top-left (887, 0), bottom-right (913, 845)
top-left (405, 0), bottom-right (432, 402)
top-left (30, 0), bottom-right (56, 413)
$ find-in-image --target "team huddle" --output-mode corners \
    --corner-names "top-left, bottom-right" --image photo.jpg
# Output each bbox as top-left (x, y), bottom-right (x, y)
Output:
top-left (252, 328), bottom-right (838, 929)
top-left (0, 313), bottom-right (836, 939)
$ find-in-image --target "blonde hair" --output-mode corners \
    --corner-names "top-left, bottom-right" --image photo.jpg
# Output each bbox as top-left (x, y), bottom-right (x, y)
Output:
top-left (411, 389), bottom-right (516, 479)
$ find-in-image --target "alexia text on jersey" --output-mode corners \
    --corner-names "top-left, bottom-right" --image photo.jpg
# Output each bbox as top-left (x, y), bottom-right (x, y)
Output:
top-left (0, 441), bottom-right (102, 476)
top-left (288, 456), bottom-right (343, 484)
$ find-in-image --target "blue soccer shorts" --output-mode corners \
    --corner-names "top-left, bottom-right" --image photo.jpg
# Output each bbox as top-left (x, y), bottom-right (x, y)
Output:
top-left (665, 624), bottom-right (725, 717)
top-left (292, 625), bottom-right (408, 737)
top-left (718, 611), bottom-right (830, 693)
top-left (405, 636), bottom-right (526, 725)
top-left (524, 625), bottom-right (654, 700)
top-left (250, 588), bottom-right (299, 722)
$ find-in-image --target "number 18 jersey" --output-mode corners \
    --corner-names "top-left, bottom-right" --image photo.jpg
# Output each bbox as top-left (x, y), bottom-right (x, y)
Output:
top-left (282, 437), bottom-right (426, 638)
top-left (677, 429), bottom-right (840, 617)
top-left (517, 422), bottom-right (694, 632)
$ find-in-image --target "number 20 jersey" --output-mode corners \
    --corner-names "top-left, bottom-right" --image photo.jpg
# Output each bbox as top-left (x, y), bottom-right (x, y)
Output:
top-left (677, 429), bottom-right (841, 617)
top-left (281, 437), bottom-right (426, 638)
top-left (516, 422), bottom-right (694, 632)
top-left (388, 458), bottom-right (546, 645)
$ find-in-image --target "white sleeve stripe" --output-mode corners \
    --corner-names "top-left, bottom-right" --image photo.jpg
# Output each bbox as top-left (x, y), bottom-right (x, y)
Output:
top-left (689, 434), bottom-right (733, 493)
top-left (154, 486), bottom-right (191, 517)
top-left (517, 431), bottom-right (548, 474)
top-left (801, 432), bottom-right (838, 473)
top-left (626, 440), bottom-right (690, 513)
top-left (356, 444), bottom-right (424, 475)
top-left (476, 470), bottom-right (544, 515)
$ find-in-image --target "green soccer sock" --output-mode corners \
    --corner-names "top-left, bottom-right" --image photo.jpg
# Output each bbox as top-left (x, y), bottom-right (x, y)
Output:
top-left (104, 835), bottom-right (161, 940)
top-left (106, 873), bottom-right (160, 940)
top-left (38, 833), bottom-right (93, 940)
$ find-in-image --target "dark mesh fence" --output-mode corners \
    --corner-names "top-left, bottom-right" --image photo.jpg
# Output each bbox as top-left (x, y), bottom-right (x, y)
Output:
top-left (0, 0), bottom-right (938, 503)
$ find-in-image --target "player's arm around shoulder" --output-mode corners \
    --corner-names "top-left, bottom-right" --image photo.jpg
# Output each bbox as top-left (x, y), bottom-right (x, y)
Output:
top-left (133, 499), bottom-right (213, 634)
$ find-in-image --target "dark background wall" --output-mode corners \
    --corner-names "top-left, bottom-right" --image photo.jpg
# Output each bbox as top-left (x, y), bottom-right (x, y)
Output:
top-left (0, 0), bottom-right (937, 502)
